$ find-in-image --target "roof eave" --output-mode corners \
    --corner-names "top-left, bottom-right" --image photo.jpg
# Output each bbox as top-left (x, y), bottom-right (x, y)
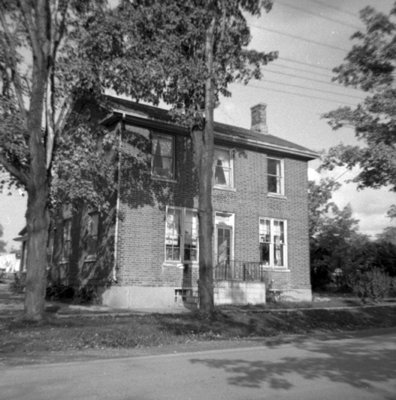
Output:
top-left (100, 111), bottom-right (318, 160)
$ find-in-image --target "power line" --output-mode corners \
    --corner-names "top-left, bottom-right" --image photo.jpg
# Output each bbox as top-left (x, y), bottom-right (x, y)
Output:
top-left (260, 78), bottom-right (364, 100)
top-left (307, 0), bottom-right (360, 20)
top-left (279, 57), bottom-right (334, 72)
top-left (269, 62), bottom-right (332, 79)
top-left (250, 25), bottom-right (349, 52)
top-left (235, 82), bottom-right (357, 106)
top-left (262, 67), bottom-right (362, 93)
top-left (276, 0), bottom-right (361, 30)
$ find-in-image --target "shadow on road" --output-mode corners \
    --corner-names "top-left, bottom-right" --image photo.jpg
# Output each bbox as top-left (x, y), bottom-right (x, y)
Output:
top-left (190, 335), bottom-right (396, 398)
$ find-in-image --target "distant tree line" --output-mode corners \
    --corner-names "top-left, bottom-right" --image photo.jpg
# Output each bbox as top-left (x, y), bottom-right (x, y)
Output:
top-left (308, 179), bottom-right (396, 298)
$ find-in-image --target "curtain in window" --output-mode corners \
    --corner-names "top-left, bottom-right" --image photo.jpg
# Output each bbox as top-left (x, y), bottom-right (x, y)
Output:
top-left (152, 135), bottom-right (173, 178)
top-left (259, 219), bottom-right (271, 264)
top-left (214, 149), bottom-right (231, 186)
top-left (165, 209), bottom-right (181, 260)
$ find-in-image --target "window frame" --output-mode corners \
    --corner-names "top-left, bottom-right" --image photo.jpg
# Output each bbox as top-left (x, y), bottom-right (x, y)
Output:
top-left (164, 206), bottom-right (199, 264)
top-left (267, 157), bottom-right (284, 196)
top-left (214, 146), bottom-right (234, 189)
top-left (259, 217), bottom-right (288, 268)
top-left (151, 133), bottom-right (175, 180)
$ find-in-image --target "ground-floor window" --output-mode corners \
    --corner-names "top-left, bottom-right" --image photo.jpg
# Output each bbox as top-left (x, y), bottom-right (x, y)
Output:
top-left (165, 207), bottom-right (198, 263)
top-left (62, 219), bottom-right (72, 261)
top-left (259, 218), bottom-right (287, 267)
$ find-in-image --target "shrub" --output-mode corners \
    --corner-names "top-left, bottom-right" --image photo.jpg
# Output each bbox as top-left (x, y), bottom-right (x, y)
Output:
top-left (9, 272), bottom-right (26, 294)
top-left (74, 284), bottom-right (100, 304)
top-left (349, 268), bottom-right (393, 302)
top-left (46, 284), bottom-right (75, 301)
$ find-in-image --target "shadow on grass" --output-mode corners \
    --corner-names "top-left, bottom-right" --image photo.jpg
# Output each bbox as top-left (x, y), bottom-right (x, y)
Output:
top-left (189, 335), bottom-right (396, 399)
top-left (156, 306), bottom-right (396, 339)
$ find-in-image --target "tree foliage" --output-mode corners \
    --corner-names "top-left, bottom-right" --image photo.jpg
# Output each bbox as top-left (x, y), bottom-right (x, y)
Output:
top-left (309, 178), bottom-right (396, 291)
top-left (0, 224), bottom-right (6, 253)
top-left (1, 0), bottom-right (278, 317)
top-left (322, 2), bottom-right (396, 201)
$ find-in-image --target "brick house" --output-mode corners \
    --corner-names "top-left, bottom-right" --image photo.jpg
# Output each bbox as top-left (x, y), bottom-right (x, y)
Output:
top-left (49, 95), bottom-right (317, 309)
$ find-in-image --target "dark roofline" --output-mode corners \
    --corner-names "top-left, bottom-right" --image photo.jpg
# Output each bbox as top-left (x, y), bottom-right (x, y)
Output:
top-left (101, 96), bottom-right (318, 161)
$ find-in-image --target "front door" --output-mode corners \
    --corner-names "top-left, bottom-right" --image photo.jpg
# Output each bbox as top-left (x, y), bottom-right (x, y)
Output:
top-left (217, 226), bottom-right (232, 265)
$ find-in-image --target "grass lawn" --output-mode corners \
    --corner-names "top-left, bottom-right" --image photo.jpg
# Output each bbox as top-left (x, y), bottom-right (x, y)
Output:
top-left (1, 298), bottom-right (396, 366)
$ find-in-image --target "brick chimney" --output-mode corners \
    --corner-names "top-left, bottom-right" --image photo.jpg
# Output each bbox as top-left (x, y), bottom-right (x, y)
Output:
top-left (250, 103), bottom-right (268, 134)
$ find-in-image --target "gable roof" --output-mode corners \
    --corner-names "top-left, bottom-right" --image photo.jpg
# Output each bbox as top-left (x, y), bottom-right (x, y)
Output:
top-left (101, 95), bottom-right (318, 160)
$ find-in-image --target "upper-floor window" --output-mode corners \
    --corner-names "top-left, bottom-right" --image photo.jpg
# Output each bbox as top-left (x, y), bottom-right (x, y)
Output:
top-left (259, 218), bottom-right (287, 267)
top-left (267, 157), bottom-right (284, 195)
top-left (214, 147), bottom-right (233, 188)
top-left (151, 133), bottom-right (174, 179)
top-left (165, 207), bottom-right (198, 263)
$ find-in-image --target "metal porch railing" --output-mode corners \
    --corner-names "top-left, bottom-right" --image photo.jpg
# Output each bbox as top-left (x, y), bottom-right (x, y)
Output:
top-left (214, 260), bottom-right (268, 282)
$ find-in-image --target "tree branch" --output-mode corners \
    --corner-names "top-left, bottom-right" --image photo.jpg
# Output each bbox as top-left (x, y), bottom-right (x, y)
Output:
top-left (17, 0), bottom-right (43, 64)
top-left (0, 151), bottom-right (28, 187)
top-left (0, 2), bottom-right (28, 126)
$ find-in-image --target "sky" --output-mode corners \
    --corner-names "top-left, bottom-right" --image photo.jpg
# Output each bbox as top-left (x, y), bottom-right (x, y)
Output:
top-left (213, 0), bottom-right (396, 238)
top-left (0, 0), bottom-right (395, 250)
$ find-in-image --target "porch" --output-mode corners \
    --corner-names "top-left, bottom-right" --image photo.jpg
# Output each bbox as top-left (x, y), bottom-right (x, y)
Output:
top-left (213, 260), bottom-right (273, 305)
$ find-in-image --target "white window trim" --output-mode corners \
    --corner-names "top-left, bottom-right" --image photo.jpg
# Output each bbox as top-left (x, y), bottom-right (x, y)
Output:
top-left (164, 206), bottom-right (199, 265)
top-left (267, 157), bottom-right (284, 196)
top-left (214, 146), bottom-right (234, 190)
top-left (259, 217), bottom-right (288, 268)
top-left (151, 133), bottom-right (175, 180)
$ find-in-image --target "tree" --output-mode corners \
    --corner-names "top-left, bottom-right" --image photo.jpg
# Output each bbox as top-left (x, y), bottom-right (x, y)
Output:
top-left (308, 178), bottom-right (363, 289)
top-left (1, 0), bottom-right (277, 318)
top-left (308, 178), bottom-right (340, 239)
top-left (0, 0), bottom-right (179, 320)
top-left (322, 2), bottom-right (396, 211)
top-left (126, 0), bottom-right (277, 313)
top-left (0, 224), bottom-right (6, 253)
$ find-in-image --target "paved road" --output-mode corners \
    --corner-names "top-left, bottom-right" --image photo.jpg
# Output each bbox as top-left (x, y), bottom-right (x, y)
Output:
top-left (1, 329), bottom-right (396, 400)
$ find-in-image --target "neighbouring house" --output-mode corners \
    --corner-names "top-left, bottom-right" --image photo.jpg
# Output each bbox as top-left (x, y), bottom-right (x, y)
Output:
top-left (47, 95), bottom-right (317, 309)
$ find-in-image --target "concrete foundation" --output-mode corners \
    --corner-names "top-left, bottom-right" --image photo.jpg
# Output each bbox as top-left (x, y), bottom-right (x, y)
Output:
top-left (103, 282), bottom-right (267, 309)
top-left (278, 289), bottom-right (312, 302)
top-left (214, 281), bottom-right (266, 305)
top-left (102, 286), bottom-right (181, 309)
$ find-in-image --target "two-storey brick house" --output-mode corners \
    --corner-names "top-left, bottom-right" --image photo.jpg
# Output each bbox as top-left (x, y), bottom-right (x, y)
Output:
top-left (49, 95), bottom-right (317, 309)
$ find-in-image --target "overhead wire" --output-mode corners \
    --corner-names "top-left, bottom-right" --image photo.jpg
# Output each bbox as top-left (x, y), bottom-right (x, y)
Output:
top-left (234, 82), bottom-right (357, 107)
top-left (256, 78), bottom-right (364, 100)
top-left (250, 25), bottom-right (349, 52)
top-left (262, 67), bottom-right (362, 94)
top-left (306, 0), bottom-right (361, 20)
top-left (279, 57), bottom-right (335, 72)
top-left (276, 0), bottom-right (361, 30)
top-left (268, 62), bottom-right (332, 79)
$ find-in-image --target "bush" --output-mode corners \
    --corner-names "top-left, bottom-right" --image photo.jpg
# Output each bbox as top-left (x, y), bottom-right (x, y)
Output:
top-left (349, 268), bottom-right (394, 302)
top-left (9, 272), bottom-right (26, 294)
top-left (46, 284), bottom-right (75, 301)
top-left (74, 284), bottom-right (100, 304)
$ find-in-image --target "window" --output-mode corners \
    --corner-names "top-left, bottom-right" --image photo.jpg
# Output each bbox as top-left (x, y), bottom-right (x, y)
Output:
top-left (215, 212), bottom-right (235, 264)
top-left (267, 158), bottom-right (284, 195)
top-left (151, 133), bottom-right (174, 179)
top-left (259, 218), bottom-right (287, 267)
top-left (165, 207), bottom-right (198, 263)
top-left (214, 147), bottom-right (233, 188)
top-left (86, 213), bottom-right (99, 258)
top-left (62, 219), bottom-right (72, 261)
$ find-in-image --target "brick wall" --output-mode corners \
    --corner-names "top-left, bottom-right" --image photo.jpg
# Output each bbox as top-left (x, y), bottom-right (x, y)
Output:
top-left (116, 125), bottom-right (311, 294)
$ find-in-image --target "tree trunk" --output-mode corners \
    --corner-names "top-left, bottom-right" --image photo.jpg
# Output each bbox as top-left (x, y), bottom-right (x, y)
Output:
top-left (195, 18), bottom-right (216, 314)
top-left (24, 57), bottom-right (50, 321)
